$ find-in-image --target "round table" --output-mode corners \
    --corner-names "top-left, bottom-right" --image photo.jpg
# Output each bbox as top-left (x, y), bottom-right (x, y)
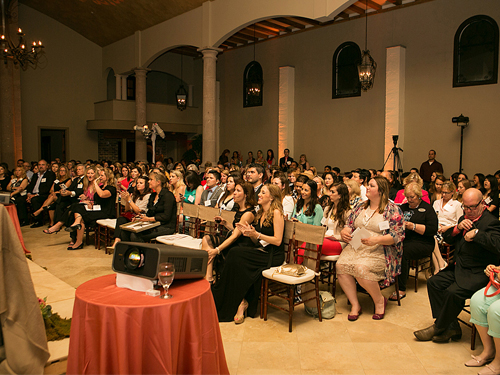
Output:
top-left (66, 274), bottom-right (229, 375)
top-left (3, 204), bottom-right (29, 253)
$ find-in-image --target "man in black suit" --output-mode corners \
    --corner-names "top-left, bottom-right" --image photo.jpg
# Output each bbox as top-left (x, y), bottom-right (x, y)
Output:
top-left (246, 163), bottom-right (264, 202)
top-left (414, 189), bottom-right (500, 342)
top-left (26, 160), bottom-right (56, 228)
top-left (279, 149), bottom-right (294, 172)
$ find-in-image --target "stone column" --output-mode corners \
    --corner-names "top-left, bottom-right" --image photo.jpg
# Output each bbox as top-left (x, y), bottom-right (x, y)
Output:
top-left (198, 47), bottom-right (221, 164)
top-left (278, 66), bottom-right (295, 158)
top-left (384, 46), bottom-right (406, 172)
top-left (115, 74), bottom-right (122, 100)
top-left (134, 68), bottom-right (148, 162)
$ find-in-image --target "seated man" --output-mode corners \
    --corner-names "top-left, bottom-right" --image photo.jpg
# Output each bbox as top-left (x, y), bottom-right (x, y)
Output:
top-left (414, 189), bottom-right (500, 343)
top-left (25, 160), bottom-right (56, 228)
top-left (199, 170), bottom-right (223, 208)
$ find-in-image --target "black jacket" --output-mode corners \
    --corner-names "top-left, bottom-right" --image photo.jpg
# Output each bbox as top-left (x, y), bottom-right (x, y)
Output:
top-left (443, 210), bottom-right (500, 291)
top-left (26, 170), bottom-right (56, 196)
top-left (146, 189), bottom-right (177, 231)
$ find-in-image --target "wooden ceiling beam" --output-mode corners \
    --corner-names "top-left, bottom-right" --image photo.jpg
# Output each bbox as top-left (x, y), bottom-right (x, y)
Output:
top-left (385, 0), bottom-right (402, 5)
top-left (274, 17), bottom-right (306, 29)
top-left (256, 20), bottom-right (288, 32)
top-left (251, 24), bottom-right (279, 36)
top-left (286, 17), bottom-right (321, 26)
top-left (220, 40), bottom-right (237, 48)
top-left (234, 32), bottom-right (258, 42)
top-left (237, 28), bottom-right (270, 39)
top-left (227, 35), bottom-right (248, 44)
top-left (348, 4), bottom-right (367, 15)
top-left (366, 0), bottom-right (382, 11)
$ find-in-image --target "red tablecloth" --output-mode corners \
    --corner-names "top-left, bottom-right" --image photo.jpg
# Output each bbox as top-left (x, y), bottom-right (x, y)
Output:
top-left (66, 274), bottom-right (229, 375)
top-left (4, 204), bottom-right (29, 254)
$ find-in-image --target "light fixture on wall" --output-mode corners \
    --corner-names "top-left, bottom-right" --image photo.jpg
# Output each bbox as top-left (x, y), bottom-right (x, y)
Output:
top-left (133, 123), bottom-right (165, 164)
top-left (452, 114), bottom-right (469, 173)
top-left (357, 0), bottom-right (377, 91)
top-left (1, 0), bottom-right (44, 69)
top-left (176, 53), bottom-right (187, 111)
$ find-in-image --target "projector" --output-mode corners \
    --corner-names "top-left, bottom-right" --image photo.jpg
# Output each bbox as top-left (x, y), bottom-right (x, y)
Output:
top-left (0, 192), bottom-right (11, 205)
top-left (112, 242), bottom-right (207, 280)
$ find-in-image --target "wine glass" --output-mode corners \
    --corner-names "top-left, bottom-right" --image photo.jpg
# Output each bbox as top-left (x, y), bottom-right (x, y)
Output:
top-left (158, 262), bottom-right (175, 299)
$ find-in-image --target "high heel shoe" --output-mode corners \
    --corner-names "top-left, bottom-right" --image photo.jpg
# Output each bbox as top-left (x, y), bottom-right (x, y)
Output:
top-left (464, 354), bottom-right (494, 367)
top-left (67, 243), bottom-right (83, 250)
top-left (440, 261), bottom-right (448, 271)
top-left (347, 308), bottom-right (362, 321)
top-left (43, 227), bottom-right (61, 234)
top-left (65, 224), bottom-right (82, 232)
top-left (234, 300), bottom-right (249, 324)
top-left (372, 297), bottom-right (388, 320)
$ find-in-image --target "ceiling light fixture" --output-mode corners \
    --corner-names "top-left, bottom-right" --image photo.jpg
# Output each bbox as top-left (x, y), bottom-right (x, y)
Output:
top-left (1, 0), bottom-right (44, 69)
top-left (358, 0), bottom-right (377, 91)
top-left (176, 53), bottom-right (187, 111)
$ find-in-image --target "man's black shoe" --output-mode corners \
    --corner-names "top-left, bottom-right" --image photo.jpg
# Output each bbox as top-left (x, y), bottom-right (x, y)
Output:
top-left (30, 222), bottom-right (44, 228)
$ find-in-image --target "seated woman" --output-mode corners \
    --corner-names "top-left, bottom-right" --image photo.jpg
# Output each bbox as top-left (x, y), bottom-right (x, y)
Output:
top-left (291, 179), bottom-right (323, 226)
top-left (272, 172), bottom-right (295, 219)
top-left (457, 179), bottom-right (472, 203)
top-left (392, 182), bottom-right (438, 300)
top-left (126, 167), bottom-right (142, 193)
top-left (183, 170), bottom-right (204, 205)
top-left (120, 172), bottom-right (177, 242)
top-left (323, 171), bottom-right (337, 192)
top-left (483, 175), bottom-right (500, 219)
top-left (168, 170), bottom-right (186, 203)
top-left (266, 149), bottom-right (275, 170)
top-left (466, 264), bottom-right (500, 373)
top-left (108, 176), bottom-right (151, 251)
top-left (216, 174), bottom-right (237, 211)
top-left (7, 167), bottom-right (29, 226)
top-left (429, 174), bottom-right (445, 204)
top-left (202, 180), bottom-right (256, 283)
top-left (337, 176), bottom-right (405, 321)
top-left (0, 165), bottom-right (10, 191)
top-left (299, 154), bottom-right (310, 172)
top-left (304, 182), bottom-right (351, 316)
top-left (212, 184), bottom-right (285, 323)
top-left (394, 172), bottom-right (430, 204)
top-left (64, 168), bottom-right (117, 250)
top-left (345, 179), bottom-right (361, 209)
top-left (314, 175), bottom-right (330, 209)
top-left (31, 164), bottom-right (72, 227)
top-left (117, 166), bottom-right (132, 193)
top-left (431, 181), bottom-right (463, 273)
top-left (255, 150), bottom-right (265, 166)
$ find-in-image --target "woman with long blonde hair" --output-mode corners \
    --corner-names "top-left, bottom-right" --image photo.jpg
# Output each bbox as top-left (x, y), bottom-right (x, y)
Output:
top-left (212, 184), bottom-right (285, 324)
top-left (168, 170), bottom-right (186, 203)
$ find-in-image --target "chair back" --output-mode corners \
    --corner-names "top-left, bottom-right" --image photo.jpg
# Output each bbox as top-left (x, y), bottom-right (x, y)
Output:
top-left (294, 222), bottom-right (326, 272)
top-left (182, 203), bottom-right (199, 218)
top-left (220, 210), bottom-right (236, 225)
top-left (283, 220), bottom-right (295, 263)
top-left (198, 206), bottom-right (219, 222)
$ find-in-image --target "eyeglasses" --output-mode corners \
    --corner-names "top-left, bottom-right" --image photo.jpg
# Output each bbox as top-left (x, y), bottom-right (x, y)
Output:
top-left (442, 191), bottom-right (453, 195)
top-left (462, 201), bottom-right (482, 210)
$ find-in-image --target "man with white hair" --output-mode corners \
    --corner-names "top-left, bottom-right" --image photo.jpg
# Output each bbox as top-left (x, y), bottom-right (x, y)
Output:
top-left (414, 189), bottom-right (500, 343)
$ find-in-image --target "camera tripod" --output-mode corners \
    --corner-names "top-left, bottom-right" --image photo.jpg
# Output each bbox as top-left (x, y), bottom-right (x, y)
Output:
top-left (383, 135), bottom-right (403, 175)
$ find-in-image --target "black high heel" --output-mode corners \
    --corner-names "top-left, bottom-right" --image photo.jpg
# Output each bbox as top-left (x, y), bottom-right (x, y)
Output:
top-left (67, 243), bottom-right (84, 250)
top-left (65, 224), bottom-right (82, 232)
top-left (43, 228), bottom-right (61, 234)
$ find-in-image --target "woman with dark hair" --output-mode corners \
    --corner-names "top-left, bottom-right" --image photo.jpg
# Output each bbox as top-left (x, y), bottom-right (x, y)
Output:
top-left (266, 149), bottom-right (275, 169)
top-left (126, 167), bottom-right (142, 193)
top-left (231, 151), bottom-right (241, 167)
top-left (429, 174), bottom-right (445, 204)
top-left (245, 151), bottom-right (255, 166)
top-left (202, 180), bottom-right (256, 282)
top-left (218, 149), bottom-right (230, 167)
top-left (165, 157), bottom-right (174, 171)
top-left (173, 162), bottom-right (186, 175)
top-left (321, 182), bottom-right (351, 256)
top-left (337, 176), bottom-right (405, 321)
top-left (216, 175), bottom-right (237, 211)
top-left (117, 166), bottom-right (131, 192)
top-left (120, 172), bottom-right (177, 242)
top-left (291, 179), bottom-right (323, 226)
top-left (108, 176), bottom-right (152, 251)
top-left (255, 150), bottom-right (265, 165)
top-left (474, 173), bottom-right (486, 190)
top-left (183, 170), bottom-right (204, 205)
top-left (212, 184), bottom-right (284, 323)
top-left (272, 172), bottom-right (295, 219)
top-left (483, 174), bottom-right (500, 219)
top-left (323, 171), bottom-right (336, 192)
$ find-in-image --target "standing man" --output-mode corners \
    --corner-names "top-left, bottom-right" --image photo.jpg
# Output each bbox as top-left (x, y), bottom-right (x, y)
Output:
top-left (199, 170), bottom-right (223, 208)
top-left (279, 149), bottom-right (294, 172)
top-left (246, 163), bottom-right (264, 202)
top-left (414, 189), bottom-right (500, 343)
top-left (420, 150), bottom-right (443, 185)
top-left (26, 160), bottom-right (56, 228)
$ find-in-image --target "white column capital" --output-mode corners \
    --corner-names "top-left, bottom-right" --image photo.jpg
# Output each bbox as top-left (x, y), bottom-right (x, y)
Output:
top-left (197, 47), bottom-right (223, 59)
top-left (134, 67), bottom-right (150, 77)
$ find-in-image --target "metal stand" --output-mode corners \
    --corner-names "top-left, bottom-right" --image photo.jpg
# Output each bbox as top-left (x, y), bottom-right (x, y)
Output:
top-left (382, 135), bottom-right (403, 176)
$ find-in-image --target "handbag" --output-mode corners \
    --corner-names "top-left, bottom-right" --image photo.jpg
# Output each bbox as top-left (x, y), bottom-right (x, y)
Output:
top-left (484, 269), bottom-right (500, 297)
top-left (319, 291), bottom-right (336, 319)
top-left (273, 263), bottom-right (307, 277)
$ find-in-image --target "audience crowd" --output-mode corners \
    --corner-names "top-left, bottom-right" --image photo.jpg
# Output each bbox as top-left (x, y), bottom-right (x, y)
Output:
top-left (3, 148), bottom-right (500, 370)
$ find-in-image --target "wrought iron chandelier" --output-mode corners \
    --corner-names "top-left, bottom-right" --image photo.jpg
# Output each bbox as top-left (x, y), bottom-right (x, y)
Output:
top-left (1, 0), bottom-right (44, 69)
top-left (358, 0), bottom-right (377, 91)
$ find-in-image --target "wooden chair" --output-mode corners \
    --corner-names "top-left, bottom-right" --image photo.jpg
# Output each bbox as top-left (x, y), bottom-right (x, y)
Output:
top-left (458, 302), bottom-right (477, 350)
top-left (440, 243), bottom-right (455, 264)
top-left (408, 256), bottom-right (431, 292)
top-left (179, 203), bottom-right (199, 237)
top-left (96, 219), bottom-right (117, 253)
top-left (261, 222), bottom-right (326, 332)
top-left (197, 206), bottom-right (219, 238)
top-left (319, 253), bottom-right (340, 297)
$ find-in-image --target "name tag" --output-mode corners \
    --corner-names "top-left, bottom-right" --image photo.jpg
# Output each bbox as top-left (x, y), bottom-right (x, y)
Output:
top-left (41, 178), bottom-right (46, 183)
top-left (204, 200), bottom-right (211, 206)
top-left (77, 183), bottom-right (83, 189)
top-left (93, 205), bottom-right (101, 211)
top-left (54, 180), bottom-right (59, 184)
top-left (379, 221), bottom-right (390, 230)
top-left (188, 195), bottom-right (194, 203)
top-left (485, 197), bottom-right (493, 205)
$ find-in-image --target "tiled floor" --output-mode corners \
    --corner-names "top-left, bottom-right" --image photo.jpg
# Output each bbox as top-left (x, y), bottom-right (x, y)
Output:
top-left (22, 225), bottom-right (483, 375)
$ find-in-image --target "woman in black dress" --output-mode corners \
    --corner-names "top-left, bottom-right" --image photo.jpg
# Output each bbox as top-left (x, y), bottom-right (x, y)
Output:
top-left (212, 184), bottom-right (285, 323)
top-left (201, 179), bottom-right (256, 283)
top-left (65, 168), bottom-right (117, 250)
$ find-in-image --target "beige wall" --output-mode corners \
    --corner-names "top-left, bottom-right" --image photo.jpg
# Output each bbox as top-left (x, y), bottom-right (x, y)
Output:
top-left (19, 4), bottom-right (103, 162)
top-left (218, 0), bottom-right (500, 177)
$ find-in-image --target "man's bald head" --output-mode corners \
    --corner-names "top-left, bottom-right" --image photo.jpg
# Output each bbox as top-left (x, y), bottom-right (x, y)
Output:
top-left (463, 188), bottom-right (482, 203)
top-left (462, 188), bottom-right (484, 219)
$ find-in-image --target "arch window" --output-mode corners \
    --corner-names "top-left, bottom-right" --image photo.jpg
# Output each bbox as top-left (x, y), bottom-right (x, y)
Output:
top-left (332, 42), bottom-right (361, 99)
top-left (243, 61), bottom-right (263, 107)
top-left (453, 15), bottom-right (499, 87)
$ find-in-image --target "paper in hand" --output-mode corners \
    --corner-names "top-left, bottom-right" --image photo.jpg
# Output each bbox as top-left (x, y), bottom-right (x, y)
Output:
top-left (351, 227), bottom-right (372, 250)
